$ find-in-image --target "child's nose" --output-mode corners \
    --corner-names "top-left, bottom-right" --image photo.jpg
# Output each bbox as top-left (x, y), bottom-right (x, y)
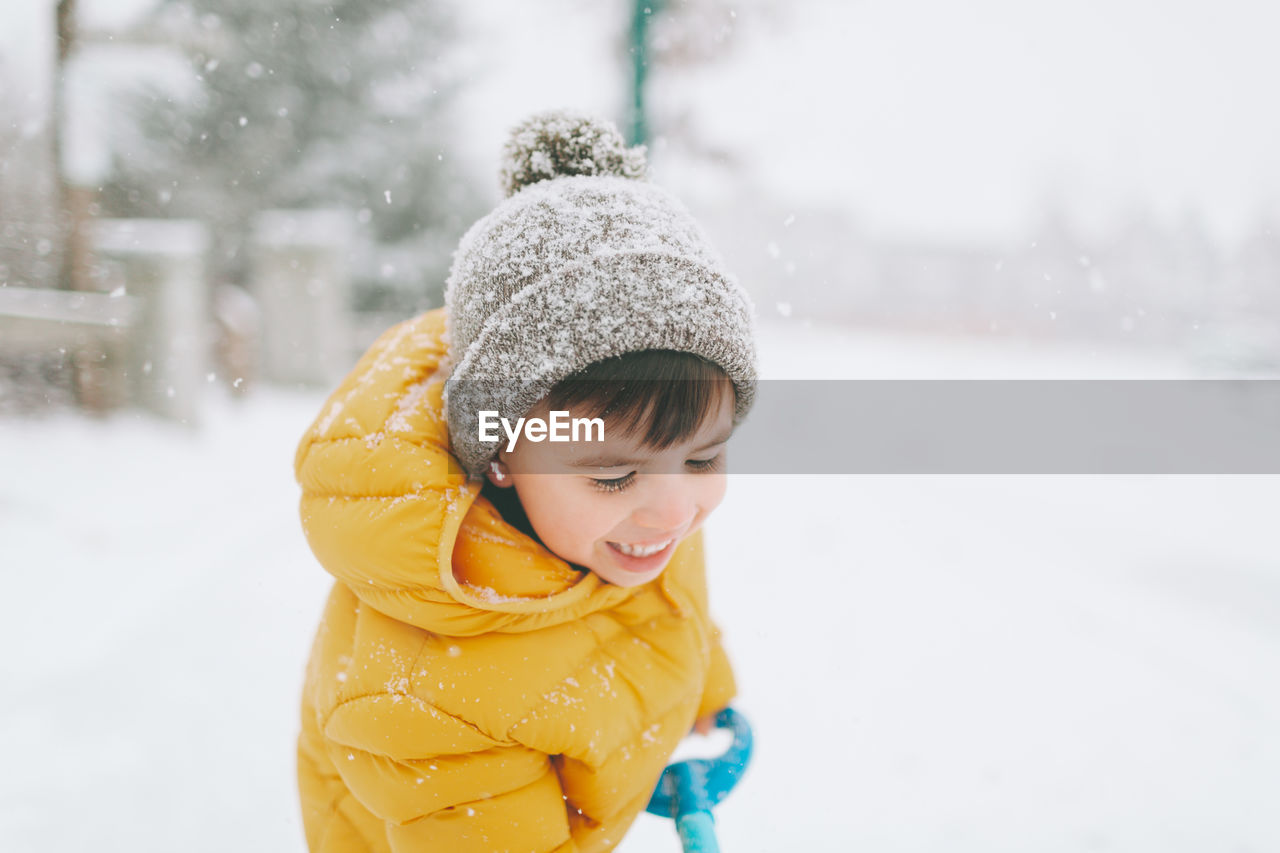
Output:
top-left (634, 479), bottom-right (696, 531)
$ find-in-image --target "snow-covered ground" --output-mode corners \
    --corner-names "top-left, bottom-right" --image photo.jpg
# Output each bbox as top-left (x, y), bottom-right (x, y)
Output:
top-left (2, 325), bottom-right (1278, 852)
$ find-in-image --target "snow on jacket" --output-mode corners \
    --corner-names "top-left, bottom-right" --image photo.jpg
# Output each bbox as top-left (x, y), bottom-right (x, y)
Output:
top-left (294, 308), bottom-right (736, 852)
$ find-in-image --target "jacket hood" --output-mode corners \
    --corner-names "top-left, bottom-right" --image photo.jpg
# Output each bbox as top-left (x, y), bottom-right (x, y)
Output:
top-left (294, 308), bottom-right (683, 636)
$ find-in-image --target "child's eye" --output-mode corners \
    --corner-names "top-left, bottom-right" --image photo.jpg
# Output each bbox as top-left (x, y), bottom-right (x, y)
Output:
top-left (686, 453), bottom-right (724, 472)
top-left (591, 472), bottom-right (636, 493)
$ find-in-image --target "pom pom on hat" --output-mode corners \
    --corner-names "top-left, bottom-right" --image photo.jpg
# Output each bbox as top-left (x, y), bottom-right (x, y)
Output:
top-left (498, 109), bottom-right (648, 197)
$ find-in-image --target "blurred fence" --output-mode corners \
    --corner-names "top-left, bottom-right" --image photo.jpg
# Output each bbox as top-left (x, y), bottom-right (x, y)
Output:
top-left (250, 210), bottom-right (353, 388)
top-left (0, 210), bottom-right (367, 422)
top-left (0, 285), bottom-right (139, 411)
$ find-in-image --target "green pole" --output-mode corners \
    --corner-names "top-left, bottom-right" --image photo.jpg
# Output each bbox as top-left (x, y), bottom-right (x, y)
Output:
top-left (628, 0), bottom-right (661, 147)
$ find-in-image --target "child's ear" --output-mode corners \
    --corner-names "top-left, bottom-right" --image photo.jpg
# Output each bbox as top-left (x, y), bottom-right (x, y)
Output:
top-left (485, 458), bottom-right (513, 488)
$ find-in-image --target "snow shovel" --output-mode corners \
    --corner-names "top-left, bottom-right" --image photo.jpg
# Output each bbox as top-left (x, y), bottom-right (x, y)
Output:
top-left (646, 706), bottom-right (754, 853)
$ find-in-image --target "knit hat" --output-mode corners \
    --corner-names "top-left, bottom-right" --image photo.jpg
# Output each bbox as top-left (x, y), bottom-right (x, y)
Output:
top-left (443, 109), bottom-right (758, 479)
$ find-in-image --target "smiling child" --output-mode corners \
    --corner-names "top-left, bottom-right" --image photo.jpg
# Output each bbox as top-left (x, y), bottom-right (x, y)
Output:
top-left (294, 110), bottom-right (758, 852)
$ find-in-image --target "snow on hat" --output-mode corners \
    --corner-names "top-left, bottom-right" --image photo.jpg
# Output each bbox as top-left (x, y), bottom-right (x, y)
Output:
top-left (443, 109), bottom-right (758, 479)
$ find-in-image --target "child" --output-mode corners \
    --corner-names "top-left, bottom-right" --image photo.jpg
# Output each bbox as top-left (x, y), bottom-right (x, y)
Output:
top-left (294, 110), bottom-right (757, 852)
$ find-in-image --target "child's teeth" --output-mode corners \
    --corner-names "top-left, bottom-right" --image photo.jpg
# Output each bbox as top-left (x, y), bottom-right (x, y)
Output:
top-left (615, 540), bottom-right (671, 557)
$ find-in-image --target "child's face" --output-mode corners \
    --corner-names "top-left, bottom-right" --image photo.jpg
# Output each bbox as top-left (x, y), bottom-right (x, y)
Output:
top-left (488, 384), bottom-right (735, 588)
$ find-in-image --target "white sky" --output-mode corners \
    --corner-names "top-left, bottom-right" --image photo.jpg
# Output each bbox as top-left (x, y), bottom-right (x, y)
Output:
top-left (708, 0), bottom-right (1280, 244)
top-left (5, 0), bottom-right (1279, 245)
top-left (451, 0), bottom-right (1280, 246)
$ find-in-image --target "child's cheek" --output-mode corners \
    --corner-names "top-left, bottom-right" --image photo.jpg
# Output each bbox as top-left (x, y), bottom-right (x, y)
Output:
top-left (580, 493), bottom-right (618, 539)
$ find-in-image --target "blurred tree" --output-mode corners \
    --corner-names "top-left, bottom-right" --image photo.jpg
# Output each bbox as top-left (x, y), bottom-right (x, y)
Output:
top-left (102, 0), bottom-right (480, 308)
top-left (639, 0), bottom-right (782, 164)
top-left (54, 0), bottom-right (83, 293)
top-left (648, 0), bottom-right (752, 66)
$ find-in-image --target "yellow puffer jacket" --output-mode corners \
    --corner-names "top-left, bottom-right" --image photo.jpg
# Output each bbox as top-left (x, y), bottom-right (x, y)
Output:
top-left (294, 308), bottom-right (736, 852)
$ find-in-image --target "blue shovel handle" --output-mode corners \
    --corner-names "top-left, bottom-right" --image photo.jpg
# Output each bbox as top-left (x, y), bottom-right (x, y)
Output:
top-left (646, 707), bottom-right (754, 852)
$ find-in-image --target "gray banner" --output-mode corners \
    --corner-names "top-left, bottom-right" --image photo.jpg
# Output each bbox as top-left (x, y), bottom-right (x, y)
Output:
top-left (732, 380), bottom-right (1280, 474)
top-left (458, 380), bottom-right (1280, 474)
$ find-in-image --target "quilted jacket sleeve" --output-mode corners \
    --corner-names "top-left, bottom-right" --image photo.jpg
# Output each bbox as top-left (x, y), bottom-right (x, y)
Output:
top-left (697, 622), bottom-right (737, 719)
top-left (320, 692), bottom-right (579, 853)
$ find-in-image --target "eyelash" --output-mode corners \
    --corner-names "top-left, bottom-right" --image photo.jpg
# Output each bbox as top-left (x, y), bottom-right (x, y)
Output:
top-left (591, 454), bottom-right (724, 494)
top-left (592, 472), bottom-right (636, 494)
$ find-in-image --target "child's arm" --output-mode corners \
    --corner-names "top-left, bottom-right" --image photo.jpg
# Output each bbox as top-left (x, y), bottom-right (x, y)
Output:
top-left (318, 696), bottom-right (579, 852)
top-left (696, 622), bottom-right (737, 723)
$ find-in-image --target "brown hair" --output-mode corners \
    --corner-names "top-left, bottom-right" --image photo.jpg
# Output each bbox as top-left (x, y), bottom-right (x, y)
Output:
top-left (544, 350), bottom-right (734, 451)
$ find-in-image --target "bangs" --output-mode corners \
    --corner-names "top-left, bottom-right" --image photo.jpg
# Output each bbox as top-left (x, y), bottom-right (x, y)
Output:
top-left (545, 350), bottom-right (734, 451)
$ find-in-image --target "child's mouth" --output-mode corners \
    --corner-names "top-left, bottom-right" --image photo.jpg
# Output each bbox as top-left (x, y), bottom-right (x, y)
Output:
top-left (606, 538), bottom-right (676, 571)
